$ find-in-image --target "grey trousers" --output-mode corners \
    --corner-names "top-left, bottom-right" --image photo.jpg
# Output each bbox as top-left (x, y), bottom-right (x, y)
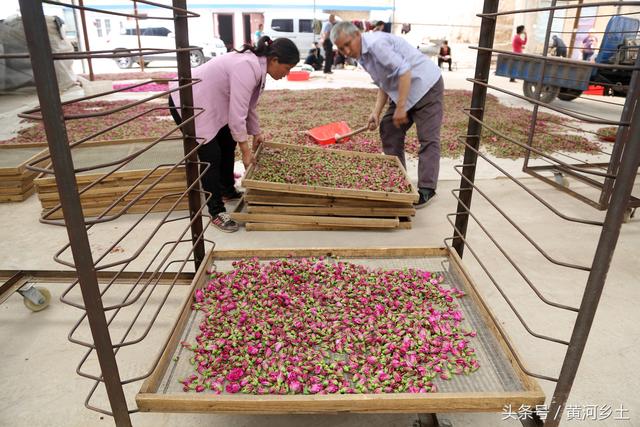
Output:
top-left (380, 76), bottom-right (444, 190)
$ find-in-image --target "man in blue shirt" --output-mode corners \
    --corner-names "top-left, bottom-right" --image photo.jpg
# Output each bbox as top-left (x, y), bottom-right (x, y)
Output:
top-left (330, 22), bottom-right (443, 207)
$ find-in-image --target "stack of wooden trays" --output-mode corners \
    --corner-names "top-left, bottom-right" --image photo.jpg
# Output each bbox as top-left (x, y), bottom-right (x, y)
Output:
top-left (231, 142), bottom-right (418, 231)
top-left (0, 146), bottom-right (47, 203)
top-left (34, 140), bottom-right (189, 219)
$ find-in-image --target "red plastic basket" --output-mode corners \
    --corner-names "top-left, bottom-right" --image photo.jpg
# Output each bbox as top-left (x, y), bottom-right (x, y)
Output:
top-left (307, 121), bottom-right (352, 145)
top-left (287, 71), bottom-right (310, 81)
top-left (585, 85), bottom-right (604, 95)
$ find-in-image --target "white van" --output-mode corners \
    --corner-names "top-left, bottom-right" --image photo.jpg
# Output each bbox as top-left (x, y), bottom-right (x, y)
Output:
top-left (106, 21), bottom-right (227, 68)
top-left (262, 12), bottom-right (332, 57)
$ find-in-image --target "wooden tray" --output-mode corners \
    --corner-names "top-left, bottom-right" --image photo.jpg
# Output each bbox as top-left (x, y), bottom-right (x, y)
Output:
top-left (231, 198), bottom-right (402, 230)
top-left (0, 146), bottom-right (48, 202)
top-left (244, 215), bottom-right (413, 231)
top-left (136, 247), bottom-right (544, 414)
top-left (244, 189), bottom-right (413, 209)
top-left (242, 143), bottom-right (419, 204)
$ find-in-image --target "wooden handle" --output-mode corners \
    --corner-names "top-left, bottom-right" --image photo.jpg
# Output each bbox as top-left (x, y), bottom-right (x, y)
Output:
top-left (335, 125), bottom-right (369, 142)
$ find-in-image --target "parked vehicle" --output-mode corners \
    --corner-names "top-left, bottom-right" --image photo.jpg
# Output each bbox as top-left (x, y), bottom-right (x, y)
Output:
top-left (262, 12), bottom-right (329, 57)
top-left (496, 16), bottom-right (640, 103)
top-left (106, 24), bottom-right (227, 68)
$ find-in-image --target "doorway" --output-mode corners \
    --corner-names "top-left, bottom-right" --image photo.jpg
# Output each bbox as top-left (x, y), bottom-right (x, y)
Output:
top-left (242, 13), bottom-right (264, 45)
top-left (243, 14), bottom-right (251, 45)
top-left (214, 13), bottom-right (234, 51)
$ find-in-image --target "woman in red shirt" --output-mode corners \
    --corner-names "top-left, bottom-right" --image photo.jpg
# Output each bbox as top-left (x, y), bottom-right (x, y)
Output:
top-left (510, 25), bottom-right (527, 81)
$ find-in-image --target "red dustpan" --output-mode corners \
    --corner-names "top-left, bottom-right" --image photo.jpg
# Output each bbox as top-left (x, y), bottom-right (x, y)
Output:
top-left (307, 121), bottom-right (369, 145)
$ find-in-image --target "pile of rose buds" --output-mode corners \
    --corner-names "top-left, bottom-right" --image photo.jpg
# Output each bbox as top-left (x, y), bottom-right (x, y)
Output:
top-left (180, 257), bottom-right (479, 395)
top-left (251, 146), bottom-right (412, 194)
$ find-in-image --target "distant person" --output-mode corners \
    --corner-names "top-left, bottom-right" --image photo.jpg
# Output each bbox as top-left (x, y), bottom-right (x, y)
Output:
top-left (373, 21), bottom-right (385, 32)
top-left (321, 14), bottom-right (337, 74)
top-left (304, 41), bottom-right (324, 70)
top-left (254, 23), bottom-right (263, 44)
top-left (168, 37), bottom-right (299, 232)
top-left (331, 21), bottom-right (443, 209)
top-left (582, 31), bottom-right (598, 61)
top-left (510, 25), bottom-right (527, 81)
top-left (438, 41), bottom-right (452, 71)
top-left (551, 35), bottom-right (567, 57)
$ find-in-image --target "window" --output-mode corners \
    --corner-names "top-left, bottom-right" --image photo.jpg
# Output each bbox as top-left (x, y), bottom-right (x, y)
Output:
top-left (94, 19), bottom-right (103, 37)
top-left (299, 19), bottom-right (313, 33)
top-left (271, 19), bottom-right (293, 33)
top-left (104, 19), bottom-right (111, 36)
top-left (63, 9), bottom-right (76, 34)
top-left (141, 27), bottom-right (171, 37)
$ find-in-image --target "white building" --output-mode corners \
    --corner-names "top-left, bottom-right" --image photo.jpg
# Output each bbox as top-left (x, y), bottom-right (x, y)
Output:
top-left (74, 0), bottom-right (393, 53)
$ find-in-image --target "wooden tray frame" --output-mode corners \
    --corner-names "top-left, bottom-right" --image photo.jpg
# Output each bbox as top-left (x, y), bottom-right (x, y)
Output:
top-left (0, 146), bottom-right (48, 201)
top-left (0, 146), bottom-right (48, 176)
top-left (242, 143), bottom-right (419, 204)
top-left (244, 189), bottom-right (413, 209)
top-left (247, 204), bottom-right (415, 218)
top-left (231, 198), bottom-right (403, 230)
top-left (0, 136), bottom-right (160, 149)
top-left (245, 216), bottom-right (413, 231)
top-left (136, 247), bottom-right (544, 414)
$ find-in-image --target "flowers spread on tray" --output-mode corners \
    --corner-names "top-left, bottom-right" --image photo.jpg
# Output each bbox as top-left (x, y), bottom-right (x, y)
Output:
top-left (179, 257), bottom-right (480, 395)
top-left (250, 146), bottom-right (413, 193)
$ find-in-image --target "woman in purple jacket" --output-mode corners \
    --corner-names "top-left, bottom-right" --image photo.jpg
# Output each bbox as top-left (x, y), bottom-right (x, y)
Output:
top-left (169, 36), bottom-right (299, 232)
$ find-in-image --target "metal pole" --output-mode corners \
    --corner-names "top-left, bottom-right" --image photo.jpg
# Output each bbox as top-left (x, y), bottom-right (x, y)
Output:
top-left (522, 1), bottom-right (557, 168)
top-left (392, 0), bottom-right (396, 33)
top-left (567, 0), bottom-right (583, 59)
top-left (18, 1), bottom-right (131, 425)
top-left (70, 0), bottom-right (85, 74)
top-left (451, 0), bottom-right (499, 257)
top-left (77, 0), bottom-right (94, 80)
top-left (545, 57), bottom-right (640, 427)
top-left (134, 1), bottom-right (145, 72)
top-left (173, 0), bottom-right (206, 269)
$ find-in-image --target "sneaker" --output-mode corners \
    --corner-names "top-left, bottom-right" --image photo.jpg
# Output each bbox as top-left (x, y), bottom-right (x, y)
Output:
top-left (211, 212), bottom-right (239, 233)
top-left (222, 189), bottom-right (243, 202)
top-left (414, 188), bottom-right (436, 209)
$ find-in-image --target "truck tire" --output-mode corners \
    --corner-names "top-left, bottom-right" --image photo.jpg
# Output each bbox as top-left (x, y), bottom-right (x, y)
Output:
top-left (558, 88), bottom-right (583, 101)
top-left (114, 49), bottom-right (133, 69)
top-left (190, 49), bottom-right (205, 67)
top-left (522, 81), bottom-right (560, 104)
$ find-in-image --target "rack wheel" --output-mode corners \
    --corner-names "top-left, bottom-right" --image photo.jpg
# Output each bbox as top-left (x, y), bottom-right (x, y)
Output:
top-left (623, 207), bottom-right (636, 223)
top-left (22, 287), bottom-right (51, 312)
top-left (553, 172), bottom-right (570, 188)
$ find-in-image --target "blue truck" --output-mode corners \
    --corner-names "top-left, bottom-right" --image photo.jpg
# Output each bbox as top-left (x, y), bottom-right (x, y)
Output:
top-left (496, 16), bottom-right (639, 103)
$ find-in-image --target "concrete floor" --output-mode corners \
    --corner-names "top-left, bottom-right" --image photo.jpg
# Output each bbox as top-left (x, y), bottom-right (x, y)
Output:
top-left (0, 65), bottom-right (638, 427)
